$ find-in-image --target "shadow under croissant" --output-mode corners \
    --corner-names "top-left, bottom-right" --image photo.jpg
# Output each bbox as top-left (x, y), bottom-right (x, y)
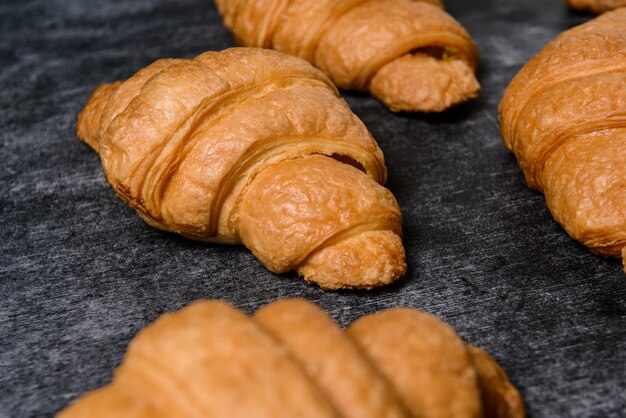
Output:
top-left (395, 96), bottom-right (487, 125)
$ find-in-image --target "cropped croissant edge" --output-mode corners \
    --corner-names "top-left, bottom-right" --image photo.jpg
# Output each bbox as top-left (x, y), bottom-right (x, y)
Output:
top-left (215, 0), bottom-right (481, 112)
top-left (565, 0), bottom-right (626, 13)
top-left (499, 9), bottom-right (626, 267)
top-left (58, 299), bottom-right (526, 418)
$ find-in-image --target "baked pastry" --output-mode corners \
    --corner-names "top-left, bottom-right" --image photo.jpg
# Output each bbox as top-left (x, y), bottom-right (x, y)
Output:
top-left (58, 299), bottom-right (525, 418)
top-left (565, 0), bottom-right (626, 13)
top-left (77, 48), bottom-right (406, 289)
top-left (58, 301), bottom-right (338, 418)
top-left (468, 346), bottom-right (527, 418)
top-left (214, 0), bottom-right (480, 112)
top-left (348, 308), bottom-right (526, 418)
top-left (499, 9), bottom-right (626, 266)
top-left (347, 308), bottom-right (483, 418)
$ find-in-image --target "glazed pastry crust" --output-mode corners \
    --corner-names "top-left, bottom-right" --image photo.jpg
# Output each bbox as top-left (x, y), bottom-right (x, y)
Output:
top-left (215, 0), bottom-right (480, 112)
top-left (238, 155), bottom-right (405, 289)
top-left (254, 299), bottom-right (410, 418)
top-left (347, 308), bottom-right (484, 418)
top-left (370, 53), bottom-right (480, 113)
top-left (76, 48), bottom-right (406, 289)
top-left (565, 0), bottom-right (626, 13)
top-left (499, 9), bottom-right (626, 260)
top-left (58, 299), bottom-right (525, 418)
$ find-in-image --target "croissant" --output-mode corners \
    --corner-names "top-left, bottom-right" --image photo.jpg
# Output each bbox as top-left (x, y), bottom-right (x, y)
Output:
top-left (565, 0), bottom-right (626, 13)
top-left (499, 9), bottom-right (626, 267)
top-left (76, 48), bottom-right (406, 290)
top-left (58, 299), bottom-right (525, 418)
top-left (214, 0), bottom-right (480, 113)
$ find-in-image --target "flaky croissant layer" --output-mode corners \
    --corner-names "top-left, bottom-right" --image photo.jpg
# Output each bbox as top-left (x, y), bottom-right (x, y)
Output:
top-left (499, 9), bottom-right (626, 266)
top-left (58, 299), bottom-right (525, 418)
top-left (215, 0), bottom-right (480, 112)
top-left (77, 48), bottom-right (406, 289)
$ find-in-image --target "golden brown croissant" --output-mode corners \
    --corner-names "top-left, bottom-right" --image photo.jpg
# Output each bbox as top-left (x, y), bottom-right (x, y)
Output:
top-left (214, 0), bottom-right (480, 112)
top-left (565, 0), bottom-right (626, 13)
top-left (58, 299), bottom-right (525, 418)
top-left (499, 9), bottom-right (626, 266)
top-left (77, 48), bottom-right (406, 290)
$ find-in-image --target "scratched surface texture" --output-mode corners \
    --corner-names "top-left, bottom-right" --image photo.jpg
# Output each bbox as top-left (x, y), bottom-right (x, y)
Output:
top-left (1, 0), bottom-right (625, 417)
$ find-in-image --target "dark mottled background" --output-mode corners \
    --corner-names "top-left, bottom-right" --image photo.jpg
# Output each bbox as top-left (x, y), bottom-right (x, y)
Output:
top-left (1, 0), bottom-right (625, 417)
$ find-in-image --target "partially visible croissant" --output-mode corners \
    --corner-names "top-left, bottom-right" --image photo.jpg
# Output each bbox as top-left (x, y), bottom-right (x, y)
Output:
top-left (565, 0), bottom-right (626, 13)
top-left (77, 48), bottom-right (406, 289)
top-left (499, 10), bottom-right (626, 266)
top-left (58, 299), bottom-right (525, 418)
top-left (214, 0), bottom-right (480, 112)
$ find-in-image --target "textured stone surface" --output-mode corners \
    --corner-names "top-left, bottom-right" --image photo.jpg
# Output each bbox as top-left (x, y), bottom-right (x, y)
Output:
top-left (0, 0), bottom-right (625, 417)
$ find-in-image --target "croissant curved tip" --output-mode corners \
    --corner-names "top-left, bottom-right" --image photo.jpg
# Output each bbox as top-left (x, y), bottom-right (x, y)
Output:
top-left (370, 54), bottom-right (480, 113)
top-left (76, 82), bottom-right (120, 153)
top-left (298, 230), bottom-right (406, 290)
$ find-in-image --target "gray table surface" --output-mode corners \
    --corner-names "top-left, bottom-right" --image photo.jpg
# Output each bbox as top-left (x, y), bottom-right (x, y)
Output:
top-left (1, 0), bottom-right (625, 417)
